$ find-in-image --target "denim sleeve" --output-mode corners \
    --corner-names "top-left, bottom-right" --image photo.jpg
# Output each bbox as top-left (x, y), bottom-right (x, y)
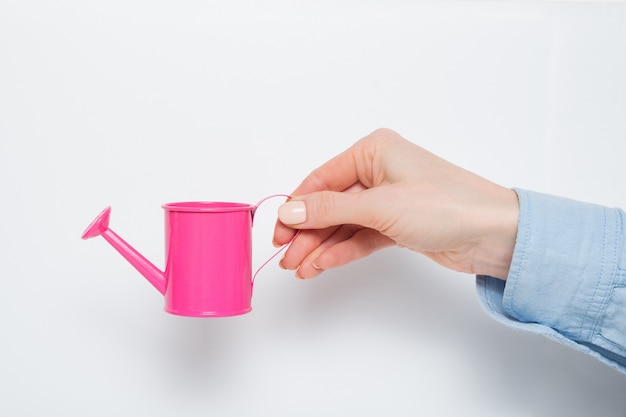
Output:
top-left (476, 188), bottom-right (626, 374)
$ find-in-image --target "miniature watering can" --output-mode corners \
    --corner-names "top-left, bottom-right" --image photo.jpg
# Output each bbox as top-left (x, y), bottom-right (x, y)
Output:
top-left (81, 196), bottom-right (295, 317)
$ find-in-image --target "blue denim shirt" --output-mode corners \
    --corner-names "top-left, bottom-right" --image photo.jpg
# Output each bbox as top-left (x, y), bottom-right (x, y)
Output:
top-left (476, 188), bottom-right (626, 374)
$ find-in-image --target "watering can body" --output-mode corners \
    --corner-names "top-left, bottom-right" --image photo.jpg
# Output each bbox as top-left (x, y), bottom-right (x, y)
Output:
top-left (164, 202), bottom-right (254, 316)
top-left (82, 202), bottom-right (256, 317)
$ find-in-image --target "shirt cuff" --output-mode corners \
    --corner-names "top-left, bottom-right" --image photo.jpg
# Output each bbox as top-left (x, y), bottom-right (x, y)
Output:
top-left (476, 188), bottom-right (626, 374)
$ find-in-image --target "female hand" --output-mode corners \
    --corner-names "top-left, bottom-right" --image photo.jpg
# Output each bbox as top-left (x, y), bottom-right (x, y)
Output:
top-left (273, 128), bottom-right (519, 280)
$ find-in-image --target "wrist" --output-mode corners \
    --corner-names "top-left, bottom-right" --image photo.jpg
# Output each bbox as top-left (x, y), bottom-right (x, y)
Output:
top-left (472, 187), bottom-right (520, 280)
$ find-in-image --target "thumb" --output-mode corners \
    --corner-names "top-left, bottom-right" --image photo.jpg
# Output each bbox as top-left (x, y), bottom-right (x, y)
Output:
top-left (277, 190), bottom-right (375, 229)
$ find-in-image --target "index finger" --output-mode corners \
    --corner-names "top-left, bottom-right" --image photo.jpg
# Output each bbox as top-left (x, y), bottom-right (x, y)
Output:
top-left (290, 142), bottom-right (363, 196)
top-left (273, 139), bottom-right (370, 245)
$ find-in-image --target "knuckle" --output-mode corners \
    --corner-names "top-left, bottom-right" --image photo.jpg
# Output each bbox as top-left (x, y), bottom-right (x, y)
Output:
top-left (310, 191), bottom-right (336, 227)
top-left (356, 128), bottom-right (403, 155)
top-left (371, 127), bottom-right (395, 137)
top-left (307, 169), bottom-right (330, 192)
top-left (369, 127), bottom-right (399, 143)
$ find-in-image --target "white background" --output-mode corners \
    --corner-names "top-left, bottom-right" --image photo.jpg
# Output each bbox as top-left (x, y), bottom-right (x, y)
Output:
top-left (1, 1), bottom-right (626, 416)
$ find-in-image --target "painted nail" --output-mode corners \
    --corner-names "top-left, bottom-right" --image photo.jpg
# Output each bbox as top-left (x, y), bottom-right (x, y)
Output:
top-left (311, 259), bottom-right (323, 271)
top-left (295, 267), bottom-right (304, 280)
top-left (278, 201), bottom-right (306, 225)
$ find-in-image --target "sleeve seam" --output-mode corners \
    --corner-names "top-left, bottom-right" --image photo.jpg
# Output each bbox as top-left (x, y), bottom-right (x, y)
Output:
top-left (586, 208), bottom-right (622, 341)
top-left (580, 207), bottom-right (608, 339)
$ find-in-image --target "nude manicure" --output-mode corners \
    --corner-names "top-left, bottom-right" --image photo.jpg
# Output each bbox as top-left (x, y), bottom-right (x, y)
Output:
top-left (278, 201), bottom-right (307, 225)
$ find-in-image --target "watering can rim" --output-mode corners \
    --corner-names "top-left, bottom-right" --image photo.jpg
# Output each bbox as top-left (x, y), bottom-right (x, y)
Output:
top-left (162, 201), bottom-right (255, 213)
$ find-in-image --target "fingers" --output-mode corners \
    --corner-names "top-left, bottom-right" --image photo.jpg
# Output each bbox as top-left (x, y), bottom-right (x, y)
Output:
top-left (279, 226), bottom-right (339, 270)
top-left (287, 128), bottom-right (403, 198)
top-left (278, 189), bottom-right (379, 230)
top-left (315, 228), bottom-right (395, 270)
top-left (291, 227), bottom-right (395, 279)
top-left (289, 140), bottom-right (367, 196)
top-left (272, 133), bottom-right (374, 246)
top-left (272, 128), bottom-right (402, 246)
top-left (273, 217), bottom-right (299, 247)
top-left (290, 224), bottom-right (362, 279)
top-left (272, 128), bottom-right (405, 276)
top-left (272, 183), bottom-right (368, 247)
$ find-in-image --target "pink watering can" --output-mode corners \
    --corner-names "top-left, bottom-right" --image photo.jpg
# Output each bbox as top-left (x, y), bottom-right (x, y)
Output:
top-left (81, 196), bottom-right (295, 317)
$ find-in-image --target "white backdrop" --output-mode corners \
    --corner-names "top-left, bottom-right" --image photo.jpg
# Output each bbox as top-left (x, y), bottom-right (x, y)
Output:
top-left (1, 1), bottom-right (626, 416)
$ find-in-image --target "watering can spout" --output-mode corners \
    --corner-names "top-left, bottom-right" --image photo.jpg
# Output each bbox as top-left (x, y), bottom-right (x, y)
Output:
top-left (81, 207), bottom-right (166, 295)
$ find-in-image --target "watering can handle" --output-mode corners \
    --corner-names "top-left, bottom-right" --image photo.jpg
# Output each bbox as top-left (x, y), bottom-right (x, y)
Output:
top-left (252, 194), bottom-right (301, 285)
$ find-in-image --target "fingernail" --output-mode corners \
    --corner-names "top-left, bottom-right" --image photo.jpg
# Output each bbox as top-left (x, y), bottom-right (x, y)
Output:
top-left (295, 267), bottom-right (305, 280)
top-left (278, 201), bottom-right (306, 225)
top-left (312, 258), bottom-right (323, 271)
